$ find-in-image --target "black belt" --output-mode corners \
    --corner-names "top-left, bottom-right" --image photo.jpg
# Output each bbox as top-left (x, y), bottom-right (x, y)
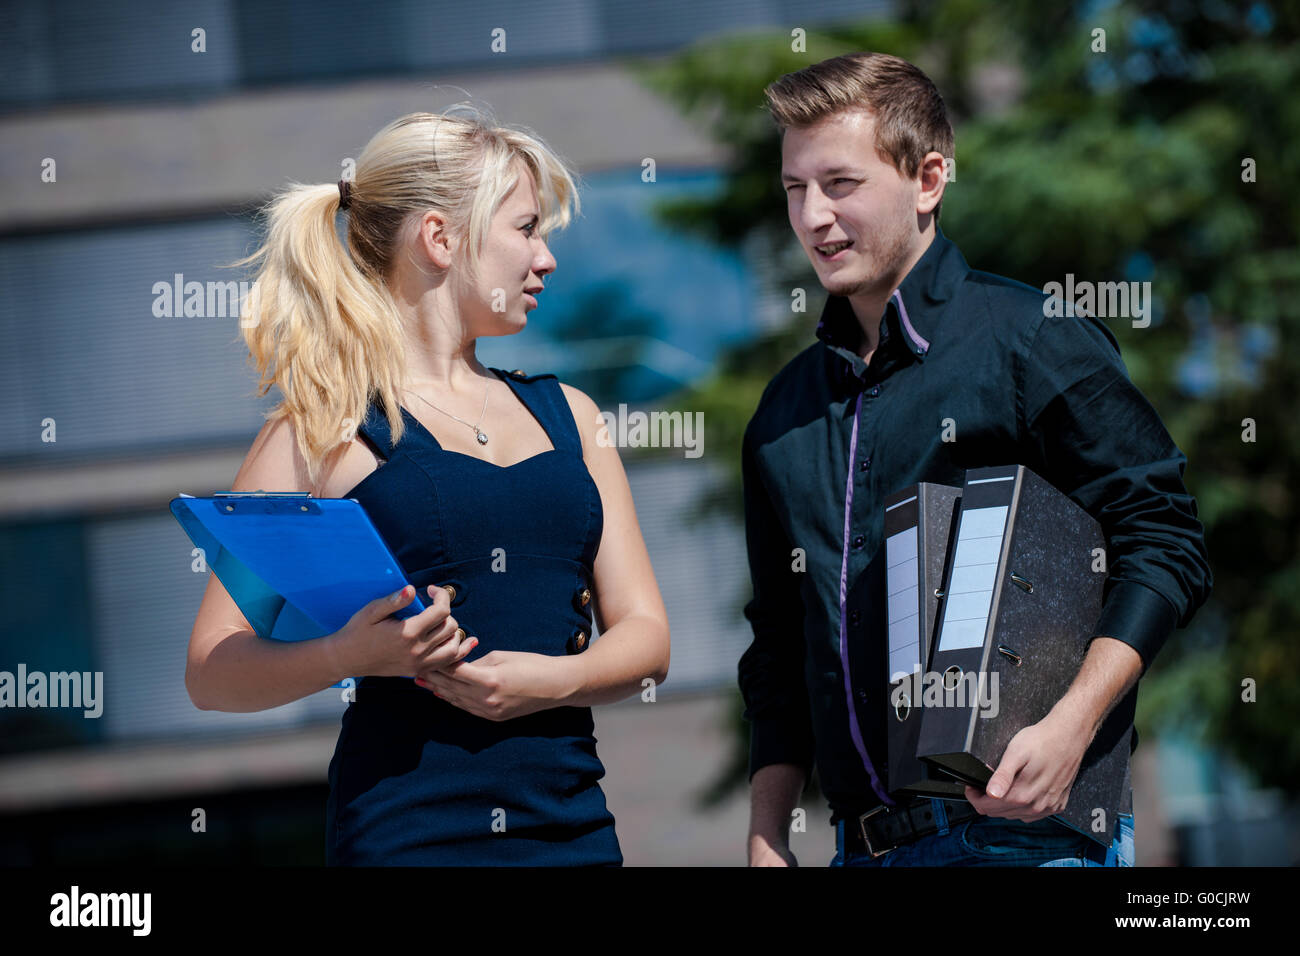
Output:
top-left (844, 798), bottom-right (980, 858)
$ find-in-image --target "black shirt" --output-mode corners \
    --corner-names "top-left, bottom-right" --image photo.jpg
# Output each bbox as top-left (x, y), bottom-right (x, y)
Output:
top-left (737, 226), bottom-right (1212, 822)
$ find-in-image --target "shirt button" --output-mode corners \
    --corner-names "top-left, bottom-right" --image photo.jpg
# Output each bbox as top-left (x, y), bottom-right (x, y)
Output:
top-left (442, 584), bottom-right (456, 602)
top-left (870, 386), bottom-right (880, 396)
top-left (858, 458), bottom-right (870, 472)
top-left (852, 534), bottom-right (865, 550)
top-left (850, 610), bottom-right (861, 626)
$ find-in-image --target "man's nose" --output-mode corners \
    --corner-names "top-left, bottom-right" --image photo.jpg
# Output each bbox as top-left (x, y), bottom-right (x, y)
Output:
top-left (799, 184), bottom-right (835, 235)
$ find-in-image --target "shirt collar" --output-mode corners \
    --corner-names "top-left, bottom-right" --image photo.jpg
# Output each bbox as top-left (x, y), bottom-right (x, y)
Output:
top-left (814, 224), bottom-right (969, 376)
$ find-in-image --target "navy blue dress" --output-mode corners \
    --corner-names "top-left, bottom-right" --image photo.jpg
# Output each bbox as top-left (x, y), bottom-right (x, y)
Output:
top-left (324, 367), bottom-right (623, 866)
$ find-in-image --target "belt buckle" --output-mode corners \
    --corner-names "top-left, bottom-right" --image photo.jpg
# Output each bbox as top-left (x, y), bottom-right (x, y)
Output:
top-left (857, 805), bottom-right (892, 858)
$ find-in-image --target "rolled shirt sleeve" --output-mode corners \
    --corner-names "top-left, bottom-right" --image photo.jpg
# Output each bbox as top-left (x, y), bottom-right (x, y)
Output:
top-left (1017, 307), bottom-right (1213, 673)
top-left (737, 421), bottom-right (817, 786)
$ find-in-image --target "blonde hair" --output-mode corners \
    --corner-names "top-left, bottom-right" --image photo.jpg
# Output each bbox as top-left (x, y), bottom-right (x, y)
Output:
top-left (764, 52), bottom-right (954, 219)
top-left (230, 104), bottom-right (581, 485)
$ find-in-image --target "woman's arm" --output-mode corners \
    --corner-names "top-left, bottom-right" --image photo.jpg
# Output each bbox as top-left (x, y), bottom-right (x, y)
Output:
top-left (555, 382), bottom-right (670, 705)
top-left (185, 417), bottom-right (472, 711)
top-left (185, 417), bottom-right (356, 712)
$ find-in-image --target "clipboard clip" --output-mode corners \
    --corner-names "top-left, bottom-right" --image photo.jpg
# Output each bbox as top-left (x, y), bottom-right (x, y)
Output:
top-left (212, 491), bottom-right (315, 498)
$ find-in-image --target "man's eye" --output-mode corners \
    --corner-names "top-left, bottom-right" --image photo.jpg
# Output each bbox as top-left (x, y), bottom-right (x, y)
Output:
top-left (785, 184), bottom-right (804, 192)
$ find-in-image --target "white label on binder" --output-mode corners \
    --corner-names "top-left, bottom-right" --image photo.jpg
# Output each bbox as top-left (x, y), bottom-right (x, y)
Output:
top-left (936, 504), bottom-right (1009, 652)
top-left (886, 526), bottom-right (921, 681)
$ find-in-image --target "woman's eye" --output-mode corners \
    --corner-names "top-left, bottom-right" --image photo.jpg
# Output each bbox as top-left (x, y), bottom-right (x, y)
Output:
top-left (523, 222), bottom-right (537, 236)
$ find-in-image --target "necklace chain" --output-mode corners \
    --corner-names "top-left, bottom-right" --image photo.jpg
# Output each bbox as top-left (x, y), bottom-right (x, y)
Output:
top-left (403, 377), bottom-right (490, 445)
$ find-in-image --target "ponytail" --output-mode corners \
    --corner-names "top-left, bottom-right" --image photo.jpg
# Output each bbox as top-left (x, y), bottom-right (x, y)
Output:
top-left (226, 105), bottom-right (581, 486)
top-left (230, 181), bottom-right (408, 487)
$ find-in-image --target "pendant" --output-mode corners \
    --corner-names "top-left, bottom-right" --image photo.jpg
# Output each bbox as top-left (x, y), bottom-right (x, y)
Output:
top-left (476, 431), bottom-right (489, 445)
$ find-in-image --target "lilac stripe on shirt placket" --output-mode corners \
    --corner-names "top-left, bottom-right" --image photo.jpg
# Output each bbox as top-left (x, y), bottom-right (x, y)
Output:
top-left (838, 388), bottom-right (894, 806)
top-left (892, 289), bottom-right (930, 352)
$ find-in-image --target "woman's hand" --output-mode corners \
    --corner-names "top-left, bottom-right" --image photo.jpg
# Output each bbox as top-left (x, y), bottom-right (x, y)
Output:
top-left (413, 649), bottom-right (577, 721)
top-left (334, 584), bottom-right (477, 678)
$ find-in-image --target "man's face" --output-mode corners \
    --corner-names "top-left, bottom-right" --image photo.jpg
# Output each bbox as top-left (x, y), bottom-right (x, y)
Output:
top-left (781, 109), bottom-right (923, 301)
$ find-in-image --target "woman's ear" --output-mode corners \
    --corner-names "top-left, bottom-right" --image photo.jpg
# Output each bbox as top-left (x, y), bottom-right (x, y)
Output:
top-left (418, 209), bottom-right (455, 270)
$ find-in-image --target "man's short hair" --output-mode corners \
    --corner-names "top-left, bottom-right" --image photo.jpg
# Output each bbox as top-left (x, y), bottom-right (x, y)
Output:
top-left (764, 52), bottom-right (955, 219)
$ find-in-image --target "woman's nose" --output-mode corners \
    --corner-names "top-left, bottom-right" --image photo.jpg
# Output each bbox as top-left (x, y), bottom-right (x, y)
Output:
top-left (534, 238), bottom-right (557, 275)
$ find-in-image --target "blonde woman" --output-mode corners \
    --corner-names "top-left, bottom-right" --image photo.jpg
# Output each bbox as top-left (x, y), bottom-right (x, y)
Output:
top-left (184, 108), bottom-right (670, 866)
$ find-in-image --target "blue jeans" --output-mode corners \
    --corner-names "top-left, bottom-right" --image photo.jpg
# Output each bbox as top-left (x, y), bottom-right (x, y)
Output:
top-left (830, 799), bottom-right (1135, 867)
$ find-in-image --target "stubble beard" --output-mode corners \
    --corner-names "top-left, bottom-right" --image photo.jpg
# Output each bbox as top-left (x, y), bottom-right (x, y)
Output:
top-left (820, 220), bottom-right (917, 300)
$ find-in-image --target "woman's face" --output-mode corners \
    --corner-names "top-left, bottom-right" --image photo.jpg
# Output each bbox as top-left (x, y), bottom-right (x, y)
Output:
top-left (458, 159), bottom-right (556, 338)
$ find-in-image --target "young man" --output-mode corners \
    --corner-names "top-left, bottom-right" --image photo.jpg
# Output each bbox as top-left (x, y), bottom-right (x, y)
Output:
top-left (738, 52), bottom-right (1212, 867)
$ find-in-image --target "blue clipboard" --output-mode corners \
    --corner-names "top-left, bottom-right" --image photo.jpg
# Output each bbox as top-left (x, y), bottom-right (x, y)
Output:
top-left (169, 492), bottom-right (425, 688)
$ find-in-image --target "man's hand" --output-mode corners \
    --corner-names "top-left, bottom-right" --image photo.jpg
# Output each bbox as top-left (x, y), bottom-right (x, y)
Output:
top-left (965, 635), bottom-right (1143, 821)
top-left (748, 832), bottom-right (798, 867)
top-left (413, 650), bottom-right (577, 721)
top-left (963, 707), bottom-right (1093, 821)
